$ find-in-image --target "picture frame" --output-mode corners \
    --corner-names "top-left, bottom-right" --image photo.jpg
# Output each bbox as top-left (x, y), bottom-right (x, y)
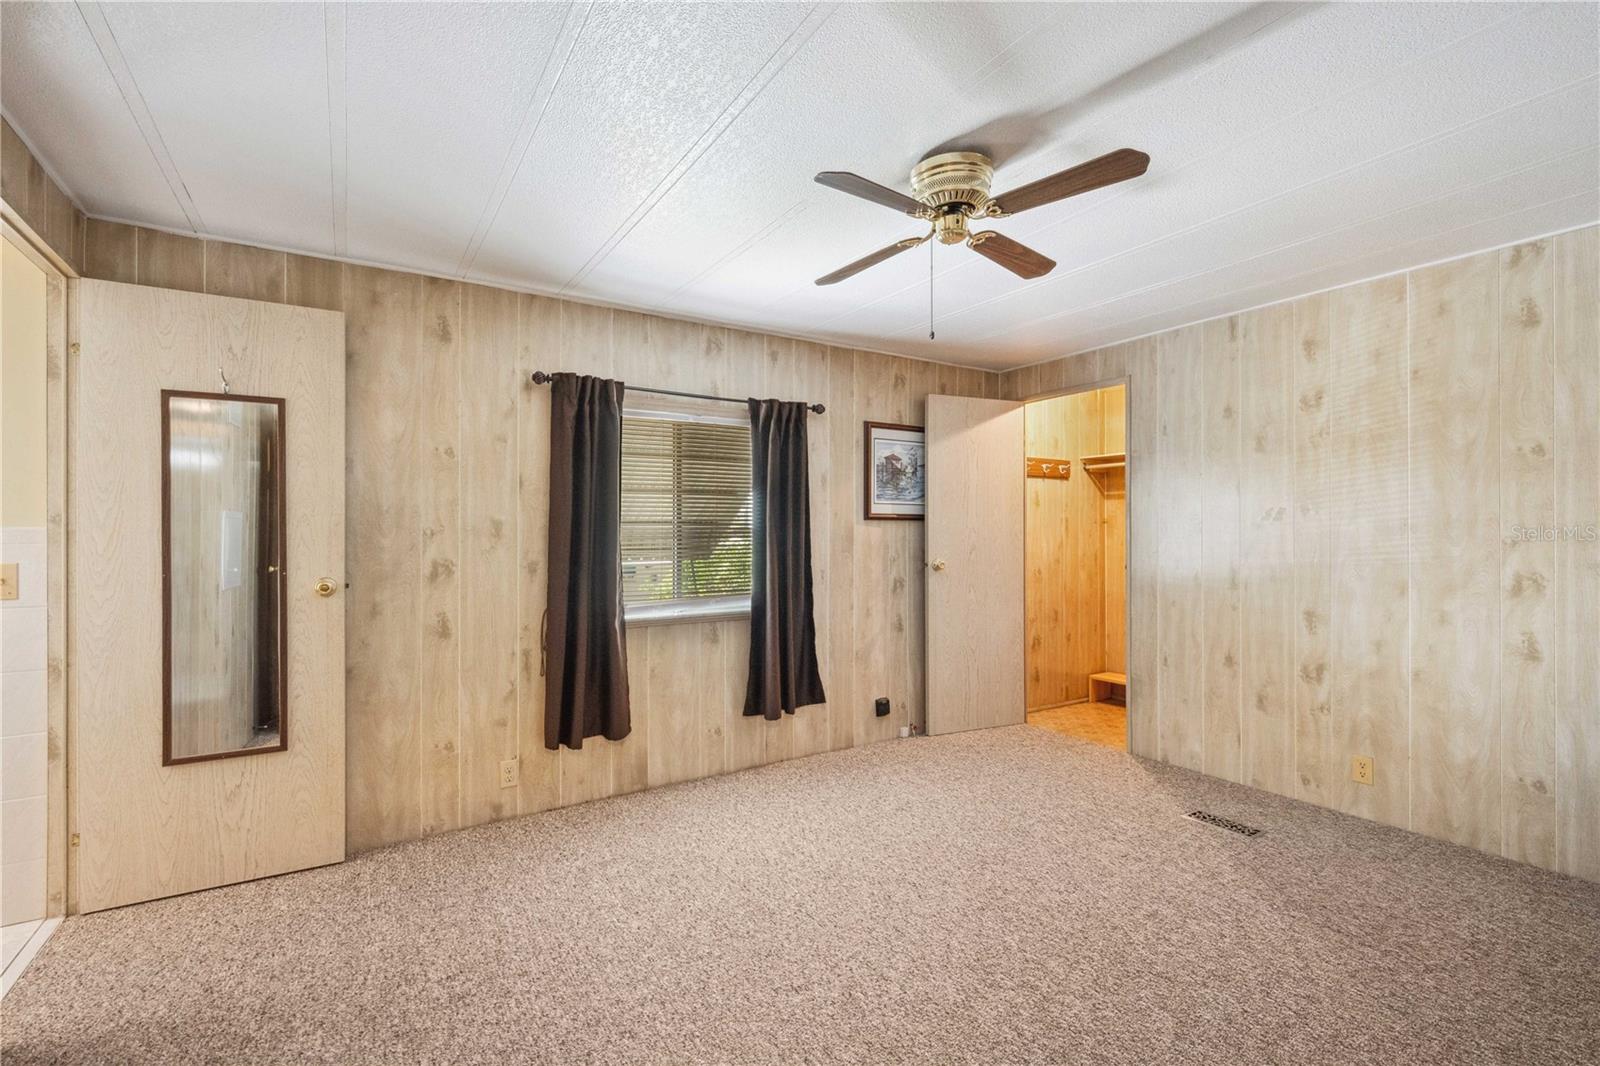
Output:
top-left (863, 421), bottom-right (926, 520)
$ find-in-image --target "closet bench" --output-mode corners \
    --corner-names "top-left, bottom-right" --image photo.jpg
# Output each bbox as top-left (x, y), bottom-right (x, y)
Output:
top-left (1089, 672), bottom-right (1127, 704)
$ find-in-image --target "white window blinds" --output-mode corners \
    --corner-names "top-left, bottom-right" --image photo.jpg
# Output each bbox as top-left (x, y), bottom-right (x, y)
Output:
top-left (619, 400), bottom-right (753, 606)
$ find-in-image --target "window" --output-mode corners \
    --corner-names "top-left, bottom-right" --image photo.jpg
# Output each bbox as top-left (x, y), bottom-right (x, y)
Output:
top-left (620, 395), bottom-right (752, 618)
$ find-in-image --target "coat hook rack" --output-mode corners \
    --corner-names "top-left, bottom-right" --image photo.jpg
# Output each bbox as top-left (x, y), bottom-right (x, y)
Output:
top-left (1025, 456), bottom-right (1070, 480)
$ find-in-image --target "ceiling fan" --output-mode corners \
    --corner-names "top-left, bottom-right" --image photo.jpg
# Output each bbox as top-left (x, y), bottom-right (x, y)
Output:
top-left (812, 147), bottom-right (1149, 285)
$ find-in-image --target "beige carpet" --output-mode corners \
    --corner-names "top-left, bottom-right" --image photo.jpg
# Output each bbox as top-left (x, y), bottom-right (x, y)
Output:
top-left (4, 726), bottom-right (1598, 1066)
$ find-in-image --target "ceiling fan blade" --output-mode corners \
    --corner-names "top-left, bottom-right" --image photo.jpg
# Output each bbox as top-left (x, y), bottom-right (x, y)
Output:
top-left (814, 171), bottom-right (928, 216)
top-left (967, 231), bottom-right (1056, 280)
top-left (815, 234), bottom-right (930, 286)
top-left (988, 148), bottom-right (1149, 216)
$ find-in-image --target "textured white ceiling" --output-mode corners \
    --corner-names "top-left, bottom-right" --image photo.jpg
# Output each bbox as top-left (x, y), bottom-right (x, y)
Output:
top-left (3, 2), bottom-right (1596, 370)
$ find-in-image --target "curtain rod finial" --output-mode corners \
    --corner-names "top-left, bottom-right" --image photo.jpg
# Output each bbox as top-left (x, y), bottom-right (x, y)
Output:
top-left (531, 371), bottom-right (553, 385)
top-left (809, 403), bottom-right (826, 414)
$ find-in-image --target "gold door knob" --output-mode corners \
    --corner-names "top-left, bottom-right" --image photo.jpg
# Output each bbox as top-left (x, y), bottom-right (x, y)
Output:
top-left (930, 560), bottom-right (947, 572)
top-left (314, 578), bottom-right (338, 598)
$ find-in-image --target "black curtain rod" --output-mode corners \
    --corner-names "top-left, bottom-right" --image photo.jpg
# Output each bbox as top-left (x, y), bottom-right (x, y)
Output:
top-left (529, 371), bottom-right (825, 414)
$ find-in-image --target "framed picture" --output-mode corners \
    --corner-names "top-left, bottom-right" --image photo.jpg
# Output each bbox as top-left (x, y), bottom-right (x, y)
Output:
top-left (863, 421), bottom-right (925, 520)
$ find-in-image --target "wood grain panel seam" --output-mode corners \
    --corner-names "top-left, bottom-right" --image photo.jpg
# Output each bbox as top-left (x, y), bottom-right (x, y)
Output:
top-left (1290, 303), bottom-right (1300, 802)
top-left (1541, 241), bottom-right (1558, 864)
top-left (1205, 326), bottom-right (1211, 769)
top-left (1151, 345), bottom-right (1161, 758)
top-left (510, 285), bottom-right (521, 817)
top-left (452, 276), bottom-right (467, 834)
top-left (1404, 272), bottom-right (1413, 832)
top-left (417, 273), bottom-right (432, 841)
top-left (1496, 255), bottom-right (1505, 857)
top-left (1234, 325), bottom-right (1244, 779)
top-left (1332, 294), bottom-right (1345, 812)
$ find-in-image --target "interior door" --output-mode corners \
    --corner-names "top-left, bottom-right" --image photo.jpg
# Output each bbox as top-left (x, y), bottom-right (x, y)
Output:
top-left (925, 395), bottom-right (1025, 735)
top-left (69, 279), bottom-right (345, 913)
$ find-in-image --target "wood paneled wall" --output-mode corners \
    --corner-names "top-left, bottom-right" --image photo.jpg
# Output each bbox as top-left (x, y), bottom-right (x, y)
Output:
top-left (1, 118), bottom-right (85, 274)
top-left (79, 220), bottom-right (998, 852)
top-left (1023, 385), bottom-right (1126, 710)
top-left (21, 116), bottom-right (1593, 879)
top-left (1003, 226), bottom-right (1600, 882)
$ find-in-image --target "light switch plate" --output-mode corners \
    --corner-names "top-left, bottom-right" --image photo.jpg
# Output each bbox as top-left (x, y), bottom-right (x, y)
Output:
top-left (0, 562), bottom-right (18, 601)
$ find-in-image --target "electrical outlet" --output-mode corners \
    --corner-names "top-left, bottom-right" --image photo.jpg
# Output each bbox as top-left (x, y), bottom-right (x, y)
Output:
top-left (1351, 755), bottom-right (1374, 786)
top-left (499, 758), bottom-right (518, 789)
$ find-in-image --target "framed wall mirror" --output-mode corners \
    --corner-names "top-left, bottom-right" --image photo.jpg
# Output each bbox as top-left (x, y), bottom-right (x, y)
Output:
top-left (162, 389), bottom-right (288, 765)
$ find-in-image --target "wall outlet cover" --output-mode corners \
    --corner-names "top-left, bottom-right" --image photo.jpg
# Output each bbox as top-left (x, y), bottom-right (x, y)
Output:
top-left (499, 759), bottom-right (519, 789)
top-left (1351, 755), bottom-right (1374, 786)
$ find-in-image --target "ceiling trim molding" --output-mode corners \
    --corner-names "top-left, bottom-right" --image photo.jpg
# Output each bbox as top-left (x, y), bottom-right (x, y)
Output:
top-left (324, 1), bottom-right (348, 257)
top-left (455, 1), bottom-right (593, 278)
top-left (558, 1), bottom-right (837, 295)
top-left (75, 1), bottom-right (206, 234)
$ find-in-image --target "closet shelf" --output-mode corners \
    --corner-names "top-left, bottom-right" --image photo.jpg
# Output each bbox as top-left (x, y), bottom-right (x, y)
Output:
top-left (1080, 452), bottom-right (1126, 473)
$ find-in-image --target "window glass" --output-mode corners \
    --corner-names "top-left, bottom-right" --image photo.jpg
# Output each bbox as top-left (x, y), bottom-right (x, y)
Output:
top-left (620, 407), bottom-right (752, 606)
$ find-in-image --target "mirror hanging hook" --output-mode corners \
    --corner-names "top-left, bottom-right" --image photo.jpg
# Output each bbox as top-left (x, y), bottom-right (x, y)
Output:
top-left (218, 365), bottom-right (231, 395)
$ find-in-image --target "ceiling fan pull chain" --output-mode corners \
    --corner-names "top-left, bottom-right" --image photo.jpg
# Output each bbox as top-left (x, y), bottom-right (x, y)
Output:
top-left (929, 239), bottom-right (936, 340)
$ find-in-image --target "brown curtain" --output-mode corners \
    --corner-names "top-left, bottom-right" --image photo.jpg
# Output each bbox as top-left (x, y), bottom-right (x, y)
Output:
top-left (544, 373), bottom-right (632, 750)
top-left (744, 398), bottom-right (826, 719)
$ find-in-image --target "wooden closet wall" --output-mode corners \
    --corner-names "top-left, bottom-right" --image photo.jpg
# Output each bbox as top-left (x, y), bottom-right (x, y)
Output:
top-left (1024, 384), bottom-right (1126, 711)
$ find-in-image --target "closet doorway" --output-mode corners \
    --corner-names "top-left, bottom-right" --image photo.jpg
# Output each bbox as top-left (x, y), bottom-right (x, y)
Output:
top-left (1, 217), bottom-right (66, 991)
top-left (1023, 383), bottom-right (1128, 749)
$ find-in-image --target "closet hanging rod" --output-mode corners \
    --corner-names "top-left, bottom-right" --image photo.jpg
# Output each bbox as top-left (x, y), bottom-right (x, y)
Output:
top-left (528, 371), bottom-right (825, 414)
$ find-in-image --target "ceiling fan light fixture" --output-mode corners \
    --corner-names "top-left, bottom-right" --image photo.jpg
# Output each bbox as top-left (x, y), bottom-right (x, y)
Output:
top-left (812, 145), bottom-right (1149, 288)
top-left (909, 151), bottom-right (994, 215)
top-left (933, 210), bottom-right (969, 245)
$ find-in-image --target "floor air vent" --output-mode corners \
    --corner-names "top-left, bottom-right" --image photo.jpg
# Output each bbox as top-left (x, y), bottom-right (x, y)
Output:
top-left (1186, 810), bottom-right (1263, 837)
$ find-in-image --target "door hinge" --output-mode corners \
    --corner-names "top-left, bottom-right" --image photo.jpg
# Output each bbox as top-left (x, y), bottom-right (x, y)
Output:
top-left (70, 833), bottom-right (80, 847)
